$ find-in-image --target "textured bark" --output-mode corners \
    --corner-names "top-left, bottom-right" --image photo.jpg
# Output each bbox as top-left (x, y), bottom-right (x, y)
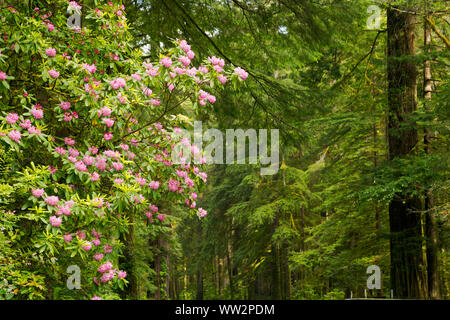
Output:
top-left (154, 238), bottom-right (162, 300)
top-left (226, 242), bottom-right (234, 299)
top-left (196, 268), bottom-right (204, 300)
top-left (387, 7), bottom-right (426, 299)
top-left (373, 124), bottom-right (381, 234)
top-left (423, 16), bottom-right (441, 300)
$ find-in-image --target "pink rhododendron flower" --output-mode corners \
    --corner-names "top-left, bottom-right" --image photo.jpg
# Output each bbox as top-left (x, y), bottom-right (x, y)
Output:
top-left (114, 178), bottom-right (124, 185)
top-left (63, 234), bottom-right (72, 242)
top-left (95, 158), bottom-right (107, 171)
top-left (91, 296), bottom-right (102, 300)
top-left (179, 40), bottom-right (191, 52)
top-left (93, 238), bottom-right (101, 246)
top-left (98, 106), bottom-right (112, 117)
top-left (198, 172), bottom-right (208, 183)
top-left (104, 244), bottom-right (113, 253)
top-left (117, 92), bottom-right (127, 103)
top-left (83, 155), bottom-right (95, 166)
top-left (146, 66), bottom-right (159, 77)
top-left (31, 188), bottom-right (44, 198)
top-left (82, 63), bottom-right (96, 74)
top-left (179, 56), bottom-right (191, 66)
top-left (149, 180), bottom-right (160, 190)
top-left (45, 47), bottom-right (56, 57)
top-left (93, 253), bottom-right (104, 261)
top-left (64, 137), bottom-right (75, 146)
top-left (136, 176), bottom-right (146, 186)
top-left (30, 105), bottom-right (44, 119)
top-left (69, 1), bottom-right (82, 11)
top-left (57, 205), bottom-right (71, 216)
top-left (49, 216), bottom-right (62, 227)
top-left (103, 118), bottom-right (115, 127)
top-left (100, 271), bottom-right (115, 283)
top-left (142, 87), bottom-right (152, 97)
top-left (198, 208), bottom-right (207, 218)
top-left (63, 113), bottom-right (72, 122)
top-left (98, 261), bottom-right (113, 273)
top-left (68, 156), bottom-right (77, 163)
top-left (207, 94), bottom-right (216, 104)
top-left (0, 71), bottom-right (6, 80)
top-left (187, 50), bottom-right (195, 60)
top-left (90, 172), bottom-right (100, 181)
top-left (104, 132), bottom-right (113, 141)
top-left (131, 73), bottom-right (141, 81)
top-left (68, 148), bottom-right (79, 157)
top-left (60, 101), bottom-right (71, 111)
top-left (82, 241), bottom-right (92, 251)
top-left (45, 196), bottom-right (59, 206)
top-left (28, 126), bottom-right (41, 135)
top-left (110, 77), bottom-right (126, 90)
top-left (234, 67), bottom-right (248, 80)
top-left (6, 113), bottom-right (19, 124)
top-left (198, 66), bottom-right (208, 74)
top-left (150, 98), bottom-right (160, 106)
top-left (157, 214), bottom-right (165, 222)
top-left (104, 150), bottom-right (119, 159)
top-left (8, 130), bottom-right (22, 143)
top-left (185, 177), bottom-right (194, 188)
top-left (168, 179), bottom-right (179, 192)
top-left (161, 57), bottom-right (172, 68)
top-left (20, 119), bottom-right (32, 129)
top-left (48, 69), bottom-right (60, 79)
top-left (117, 270), bottom-right (127, 279)
top-left (76, 231), bottom-right (86, 240)
top-left (75, 161), bottom-right (88, 172)
top-left (112, 162), bottom-right (123, 171)
top-left (89, 146), bottom-right (98, 154)
top-left (149, 204), bottom-right (158, 213)
top-left (218, 75), bottom-right (227, 84)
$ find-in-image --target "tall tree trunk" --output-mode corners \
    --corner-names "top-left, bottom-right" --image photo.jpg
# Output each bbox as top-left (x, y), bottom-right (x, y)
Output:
top-left (387, 7), bottom-right (426, 299)
top-left (270, 210), bottom-right (281, 299)
top-left (154, 237), bottom-right (162, 300)
top-left (282, 241), bottom-right (291, 299)
top-left (218, 256), bottom-right (222, 296)
top-left (226, 242), bottom-right (234, 299)
top-left (423, 15), bottom-right (441, 300)
top-left (373, 124), bottom-right (381, 235)
top-left (196, 268), bottom-right (204, 300)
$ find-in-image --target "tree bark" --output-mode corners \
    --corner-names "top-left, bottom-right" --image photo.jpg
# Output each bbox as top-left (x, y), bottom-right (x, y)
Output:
top-left (196, 268), bottom-right (204, 300)
top-left (154, 237), bottom-right (162, 300)
top-left (387, 7), bottom-right (426, 299)
top-left (423, 15), bottom-right (441, 300)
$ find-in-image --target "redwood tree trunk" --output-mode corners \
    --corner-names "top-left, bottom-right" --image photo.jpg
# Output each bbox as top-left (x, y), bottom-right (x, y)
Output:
top-left (423, 16), bottom-right (441, 300)
top-left (387, 7), bottom-right (426, 299)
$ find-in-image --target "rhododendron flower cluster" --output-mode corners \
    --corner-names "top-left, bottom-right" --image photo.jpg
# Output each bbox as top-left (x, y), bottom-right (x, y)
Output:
top-left (0, 1), bottom-right (246, 300)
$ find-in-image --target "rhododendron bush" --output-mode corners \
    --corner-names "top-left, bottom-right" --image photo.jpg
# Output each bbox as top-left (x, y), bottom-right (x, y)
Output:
top-left (0, 0), bottom-right (245, 299)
